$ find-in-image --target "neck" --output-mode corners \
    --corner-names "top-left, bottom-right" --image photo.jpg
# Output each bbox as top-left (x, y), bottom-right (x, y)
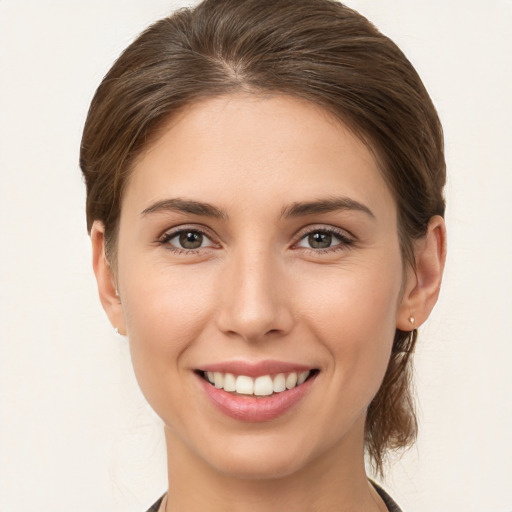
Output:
top-left (162, 421), bottom-right (385, 512)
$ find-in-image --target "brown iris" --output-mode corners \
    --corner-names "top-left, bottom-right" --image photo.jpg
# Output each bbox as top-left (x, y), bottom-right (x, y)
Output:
top-left (308, 232), bottom-right (333, 249)
top-left (179, 231), bottom-right (203, 249)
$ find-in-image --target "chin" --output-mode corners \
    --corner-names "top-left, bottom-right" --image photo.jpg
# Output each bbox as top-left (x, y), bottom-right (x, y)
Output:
top-left (211, 450), bottom-right (308, 481)
top-left (197, 429), bottom-right (323, 481)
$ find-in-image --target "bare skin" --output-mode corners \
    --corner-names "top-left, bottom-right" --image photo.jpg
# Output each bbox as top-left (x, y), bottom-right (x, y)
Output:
top-left (92, 94), bottom-right (446, 511)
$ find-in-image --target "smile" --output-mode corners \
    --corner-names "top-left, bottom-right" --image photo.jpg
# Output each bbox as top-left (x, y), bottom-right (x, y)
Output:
top-left (195, 362), bottom-right (319, 422)
top-left (200, 370), bottom-right (316, 397)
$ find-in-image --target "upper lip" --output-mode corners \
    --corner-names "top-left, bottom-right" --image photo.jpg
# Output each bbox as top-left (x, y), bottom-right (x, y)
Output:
top-left (198, 359), bottom-right (315, 377)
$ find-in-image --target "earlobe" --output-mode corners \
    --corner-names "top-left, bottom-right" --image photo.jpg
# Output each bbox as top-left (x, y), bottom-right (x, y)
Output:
top-left (397, 215), bottom-right (447, 331)
top-left (90, 221), bottom-right (127, 335)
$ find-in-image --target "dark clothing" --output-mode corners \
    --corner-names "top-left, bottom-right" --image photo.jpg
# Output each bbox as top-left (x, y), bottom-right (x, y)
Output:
top-left (145, 495), bottom-right (164, 512)
top-left (371, 480), bottom-right (403, 512)
top-left (145, 481), bottom-right (403, 511)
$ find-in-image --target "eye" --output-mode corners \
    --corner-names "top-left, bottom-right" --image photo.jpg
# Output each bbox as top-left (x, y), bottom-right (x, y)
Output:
top-left (160, 229), bottom-right (215, 251)
top-left (296, 228), bottom-right (353, 251)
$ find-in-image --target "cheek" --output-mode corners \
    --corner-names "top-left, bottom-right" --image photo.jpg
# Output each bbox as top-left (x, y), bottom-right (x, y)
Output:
top-left (299, 256), bottom-right (402, 338)
top-left (118, 263), bottom-right (217, 394)
top-left (297, 257), bottom-right (402, 401)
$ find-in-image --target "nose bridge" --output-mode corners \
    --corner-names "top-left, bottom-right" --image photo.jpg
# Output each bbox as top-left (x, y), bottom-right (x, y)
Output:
top-left (216, 242), bottom-right (291, 341)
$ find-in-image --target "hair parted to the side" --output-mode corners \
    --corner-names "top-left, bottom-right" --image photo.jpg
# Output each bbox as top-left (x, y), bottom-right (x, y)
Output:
top-left (80, 0), bottom-right (445, 475)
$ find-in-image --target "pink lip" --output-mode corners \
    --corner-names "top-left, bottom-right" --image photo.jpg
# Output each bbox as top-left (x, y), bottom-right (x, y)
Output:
top-left (199, 359), bottom-right (313, 377)
top-left (196, 368), bottom-right (318, 422)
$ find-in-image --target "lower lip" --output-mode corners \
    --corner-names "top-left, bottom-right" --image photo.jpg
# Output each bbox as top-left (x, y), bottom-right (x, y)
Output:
top-left (197, 372), bottom-right (318, 422)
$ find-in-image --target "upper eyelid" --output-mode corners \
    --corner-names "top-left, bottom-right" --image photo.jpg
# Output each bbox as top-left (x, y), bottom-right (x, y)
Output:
top-left (293, 224), bottom-right (355, 242)
top-left (158, 224), bottom-right (216, 241)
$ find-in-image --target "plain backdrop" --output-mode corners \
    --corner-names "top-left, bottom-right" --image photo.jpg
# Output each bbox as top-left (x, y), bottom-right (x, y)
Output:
top-left (1, 1), bottom-right (511, 511)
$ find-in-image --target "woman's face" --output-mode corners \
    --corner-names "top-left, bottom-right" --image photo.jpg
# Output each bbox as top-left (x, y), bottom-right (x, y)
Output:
top-left (108, 94), bottom-right (413, 478)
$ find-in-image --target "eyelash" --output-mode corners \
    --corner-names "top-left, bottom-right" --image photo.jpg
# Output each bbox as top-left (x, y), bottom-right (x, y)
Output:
top-left (293, 226), bottom-right (354, 254)
top-left (158, 226), bottom-right (354, 255)
top-left (158, 226), bottom-right (217, 255)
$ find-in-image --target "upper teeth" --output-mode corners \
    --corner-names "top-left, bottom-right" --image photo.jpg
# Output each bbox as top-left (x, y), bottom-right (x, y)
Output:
top-left (205, 371), bottom-right (311, 396)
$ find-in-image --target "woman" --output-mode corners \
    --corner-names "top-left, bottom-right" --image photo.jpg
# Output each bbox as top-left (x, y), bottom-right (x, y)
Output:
top-left (80, 0), bottom-right (446, 510)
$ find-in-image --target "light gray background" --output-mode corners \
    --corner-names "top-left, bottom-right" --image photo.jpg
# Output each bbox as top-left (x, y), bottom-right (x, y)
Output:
top-left (1, 1), bottom-right (511, 511)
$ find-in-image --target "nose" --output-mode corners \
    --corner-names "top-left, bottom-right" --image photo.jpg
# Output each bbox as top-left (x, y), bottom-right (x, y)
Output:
top-left (215, 247), bottom-right (293, 343)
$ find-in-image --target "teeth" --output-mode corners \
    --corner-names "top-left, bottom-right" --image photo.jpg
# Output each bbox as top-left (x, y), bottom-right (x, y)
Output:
top-left (273, 373), bottom-right (286, 392)
top-left (223, 373), bottom-right (236, 392)
top-left (297, 371), bottom-right (309, 385)
top-left (204, 370), bottom-right (312, 396)
top-left (285, 372), bottom-right (298, 389)
top-left (235, 375), bottom-right (254, 394)
top-left (214, 372), bottom-right (224, 389)
top-left (254, 376), bottom-right (273, 396)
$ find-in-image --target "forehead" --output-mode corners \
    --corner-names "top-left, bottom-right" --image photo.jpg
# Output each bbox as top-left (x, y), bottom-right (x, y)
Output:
top-left (123, 93), bottom-right (396, 222)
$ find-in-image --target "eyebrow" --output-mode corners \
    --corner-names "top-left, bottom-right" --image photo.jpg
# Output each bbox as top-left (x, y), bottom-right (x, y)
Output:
top-left (141, 198), bottom-right (228, 219)
top-left (141, 196), bottom-right (375, 221)
top-left (281, 196), bottom-right (376, 219)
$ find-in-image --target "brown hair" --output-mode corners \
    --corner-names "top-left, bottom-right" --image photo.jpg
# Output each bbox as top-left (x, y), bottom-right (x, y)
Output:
top-left (80, 0), bottom-right (445, 475)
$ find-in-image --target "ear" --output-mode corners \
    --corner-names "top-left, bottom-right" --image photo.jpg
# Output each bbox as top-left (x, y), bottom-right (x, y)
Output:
top-left (397, 215), bottom-right (447, 331)
top-left (91, 221), bottom-right (127, 335)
